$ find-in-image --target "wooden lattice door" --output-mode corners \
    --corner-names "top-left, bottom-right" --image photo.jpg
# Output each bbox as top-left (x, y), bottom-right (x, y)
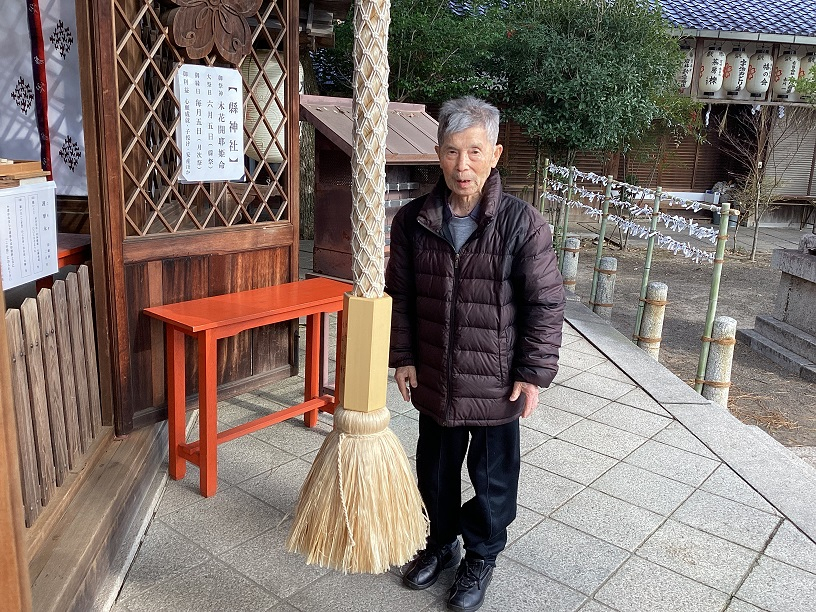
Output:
top-left (77, 0), bottom-right (301, 433)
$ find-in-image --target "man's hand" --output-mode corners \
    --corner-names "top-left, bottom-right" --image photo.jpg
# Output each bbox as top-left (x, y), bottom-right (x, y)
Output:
top-left (395, 366), bottom-right (417, 402)
top-left (510, 381), bottom-right (540, 418)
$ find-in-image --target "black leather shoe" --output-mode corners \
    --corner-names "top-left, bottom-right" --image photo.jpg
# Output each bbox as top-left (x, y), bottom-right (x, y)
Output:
top-left (447, 558), bottom-right (494, 612)
top-left (402, 540), bottom-right (462, 590)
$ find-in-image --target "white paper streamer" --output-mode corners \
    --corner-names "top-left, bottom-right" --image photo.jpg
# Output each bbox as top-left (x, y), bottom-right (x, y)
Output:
top-left (547, 179), bottom-right (720, 244)
top-left (547, 163), bottom-right (726, 215)
top-left (547, 193), bottom-right (716, 264)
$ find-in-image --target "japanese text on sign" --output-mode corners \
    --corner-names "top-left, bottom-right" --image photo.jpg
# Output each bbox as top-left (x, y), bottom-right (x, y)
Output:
top-left (0, 182), bottom-right (57, 290)
top-left (174, 65), bottom-right (244, 183)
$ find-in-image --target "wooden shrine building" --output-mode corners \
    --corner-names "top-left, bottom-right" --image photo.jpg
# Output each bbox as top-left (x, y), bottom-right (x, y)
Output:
top-left (1, 1), bottom-right (350, 609)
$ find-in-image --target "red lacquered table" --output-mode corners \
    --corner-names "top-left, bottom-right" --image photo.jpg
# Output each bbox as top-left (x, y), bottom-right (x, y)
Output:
top-left (144, 277), bottom-right (350, 497)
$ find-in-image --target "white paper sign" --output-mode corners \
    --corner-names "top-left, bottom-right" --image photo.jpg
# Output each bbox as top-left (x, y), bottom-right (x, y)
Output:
top-left (0, 182), bottom-right (58, 289)
top-left (174, 65), bottom-right (244, 183)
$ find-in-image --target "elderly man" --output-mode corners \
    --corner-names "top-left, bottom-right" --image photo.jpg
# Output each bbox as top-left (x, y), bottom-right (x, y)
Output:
top-left (385, 96), bottom-right (565, 612)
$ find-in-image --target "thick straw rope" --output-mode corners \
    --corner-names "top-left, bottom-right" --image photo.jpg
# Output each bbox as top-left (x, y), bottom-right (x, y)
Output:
top-left (350, 0), bottom-right (389, 298)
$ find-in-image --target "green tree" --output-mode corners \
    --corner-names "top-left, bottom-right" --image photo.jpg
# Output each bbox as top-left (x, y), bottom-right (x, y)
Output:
top-left (313, 0), bottom-right (503, 103)
top-left (490, 0), bottom-right (693, 202)
top-left (793, 62), bottom-right (816, 101)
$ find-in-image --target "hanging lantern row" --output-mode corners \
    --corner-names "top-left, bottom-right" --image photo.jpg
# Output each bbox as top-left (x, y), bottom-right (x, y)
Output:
top-left (746, 50), bottom-right (773, 96)
top-left (723, 48), bottom-right (749, 93)
top-left (677, 42), bottom-right (816, 100)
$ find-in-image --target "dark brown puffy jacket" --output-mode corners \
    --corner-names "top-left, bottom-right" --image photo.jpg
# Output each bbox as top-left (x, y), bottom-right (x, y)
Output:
top-left (385, 169), bottom-right (565, 427)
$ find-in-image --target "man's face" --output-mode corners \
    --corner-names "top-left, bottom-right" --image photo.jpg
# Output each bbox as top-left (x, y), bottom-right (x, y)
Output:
top-left (436, 126), bottom-right (503, 205)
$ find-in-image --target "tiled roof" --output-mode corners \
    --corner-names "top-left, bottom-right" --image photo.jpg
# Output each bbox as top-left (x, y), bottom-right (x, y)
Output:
top-left (659, 0), bottom-right (816, 37)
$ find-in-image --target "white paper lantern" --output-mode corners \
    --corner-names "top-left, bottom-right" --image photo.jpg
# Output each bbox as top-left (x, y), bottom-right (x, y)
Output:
top-left (772, 51), bottom-right (800, 98)
top-left (799, 52), bottom-right (816, 100)
top-left (746, 50), bottom-right (773, 96)
top-left (723, 47), bottom-right (750, 94)
top-left (676, 44), bottom-right (695, 93)
top-left (698, 46), bottom-right (726, 95)
top-left (241, 50), bottom-right (286, 163)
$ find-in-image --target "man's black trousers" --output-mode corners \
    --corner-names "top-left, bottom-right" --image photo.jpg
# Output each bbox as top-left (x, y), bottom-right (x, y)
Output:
top-left (416, 413), bottom-right (521, 565)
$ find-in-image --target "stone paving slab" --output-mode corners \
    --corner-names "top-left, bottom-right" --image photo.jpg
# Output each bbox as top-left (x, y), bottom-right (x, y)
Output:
top-left (116, 306), bottom-right (816, 612)
top-left (504, 518), bottom-right (629, 595)
top-left (636, 519), bottom-right (759, 592)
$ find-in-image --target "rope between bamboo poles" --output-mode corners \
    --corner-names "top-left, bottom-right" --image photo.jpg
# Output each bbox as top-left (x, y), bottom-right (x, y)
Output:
top-left (700, 336), bottom-right (737, 345)
top-left (697, 380), bottom-right (732, 389)
top-left (638, 297), bottom-right (668, 306)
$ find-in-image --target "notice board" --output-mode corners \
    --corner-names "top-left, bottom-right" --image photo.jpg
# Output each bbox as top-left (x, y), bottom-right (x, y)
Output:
top-left (0, 181), bottom-right (57, 289)
top-left (174, 64), bottom-right (244, 183)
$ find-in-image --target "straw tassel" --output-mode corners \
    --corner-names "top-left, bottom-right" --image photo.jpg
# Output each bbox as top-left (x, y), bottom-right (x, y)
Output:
top-left (286, 406), bottom-right (428, 574)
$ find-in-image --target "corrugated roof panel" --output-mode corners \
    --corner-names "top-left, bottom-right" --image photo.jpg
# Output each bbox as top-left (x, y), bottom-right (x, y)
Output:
top-left (300, 95), bottom-right (439, 165)
top-left (768, 118), bottom-right (816, 196)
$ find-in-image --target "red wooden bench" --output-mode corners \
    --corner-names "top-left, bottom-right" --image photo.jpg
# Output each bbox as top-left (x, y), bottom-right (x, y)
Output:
top-left (144, 277), bottom-right (350, 497)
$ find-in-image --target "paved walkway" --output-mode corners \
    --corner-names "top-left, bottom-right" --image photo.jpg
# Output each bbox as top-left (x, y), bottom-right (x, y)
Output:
top-left (112, 293), bottom-right (816, 611)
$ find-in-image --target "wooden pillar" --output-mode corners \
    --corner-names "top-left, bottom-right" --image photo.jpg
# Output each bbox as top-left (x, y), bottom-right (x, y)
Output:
top-left (0, 278), bottom-right (33, 611)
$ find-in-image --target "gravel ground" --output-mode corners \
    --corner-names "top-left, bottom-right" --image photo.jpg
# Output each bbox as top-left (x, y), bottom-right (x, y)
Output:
top-left (571, 244), bottom-right (816, 449)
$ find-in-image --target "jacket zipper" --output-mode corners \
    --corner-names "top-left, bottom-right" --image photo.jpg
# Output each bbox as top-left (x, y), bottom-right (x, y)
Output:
top-left (416, 215), bottom-right (491, 427)
top-left (444, 250), bottom-right (460, 427)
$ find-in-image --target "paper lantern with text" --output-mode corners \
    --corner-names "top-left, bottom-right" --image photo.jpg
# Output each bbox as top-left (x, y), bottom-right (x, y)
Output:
top-left (772, 51), bottom-right (800, 98)
top-left (676, 44), bottom-right (695, 93)
top-left (746, 50), bottom-right (773, 96)
top-left (698, 47), bottom-right (726, 95)
top-left (723, 47), bottom-right (750, 94)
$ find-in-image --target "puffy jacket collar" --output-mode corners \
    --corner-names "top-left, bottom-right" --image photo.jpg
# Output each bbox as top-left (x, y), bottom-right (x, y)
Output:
top-left (417, 168), bottom-right (503, 234)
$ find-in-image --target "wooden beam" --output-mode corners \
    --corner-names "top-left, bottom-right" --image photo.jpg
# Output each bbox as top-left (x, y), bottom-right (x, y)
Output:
top-left (289, 0), bottom-right (301, 285)
top-left (121, 223), bottom-right (295, 263)
top-left (0, 279), bottom-right (33, 612)
top-left (75, 0), bottom-right (131, 434)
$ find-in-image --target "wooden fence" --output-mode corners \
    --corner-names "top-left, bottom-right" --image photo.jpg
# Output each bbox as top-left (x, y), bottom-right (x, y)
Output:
top-left (4, 265), bottom-right (102, 528)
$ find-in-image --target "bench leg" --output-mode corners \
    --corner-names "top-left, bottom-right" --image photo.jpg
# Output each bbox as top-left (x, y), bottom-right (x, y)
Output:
top-left (198, 331), bottom-right (218, 497)
top-left (334, 309), bottom-right (345, 408)
top-left (166, 327), bottom-right (187, 480)
top-left (304, 313), bottom-right (320, 428)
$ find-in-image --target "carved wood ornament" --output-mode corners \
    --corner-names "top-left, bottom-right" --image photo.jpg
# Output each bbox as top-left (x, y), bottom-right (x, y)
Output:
top-left (168, 0), bottom-right (263, 65)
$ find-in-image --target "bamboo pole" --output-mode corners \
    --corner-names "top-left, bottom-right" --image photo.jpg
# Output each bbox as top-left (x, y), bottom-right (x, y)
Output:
top-left (539, 158), bottom-right (549, 217)
top-left (633, 188), bottom-right (662, 341)
top-left (558, 166), bottom-right (574, 271)
top-left (0, 279), bottom-right (33, 612)
top-left (695, 202), bottom-right (732, 393)
top-left (589, 177), bottom-right (613, 307)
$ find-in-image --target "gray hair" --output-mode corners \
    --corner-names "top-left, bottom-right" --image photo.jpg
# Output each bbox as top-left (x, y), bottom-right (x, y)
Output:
top-left (437, 96), bottom-right (500, 147)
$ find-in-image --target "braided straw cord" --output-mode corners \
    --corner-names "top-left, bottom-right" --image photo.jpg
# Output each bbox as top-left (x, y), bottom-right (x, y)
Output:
top-left (351, 0), bottom-right (390, 298)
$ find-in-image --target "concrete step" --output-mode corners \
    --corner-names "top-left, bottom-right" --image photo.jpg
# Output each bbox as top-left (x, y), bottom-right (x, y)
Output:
top-left (754, 314), bottom-right (816, 363)
top-left (736, 328), bottom-right (816, 382)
